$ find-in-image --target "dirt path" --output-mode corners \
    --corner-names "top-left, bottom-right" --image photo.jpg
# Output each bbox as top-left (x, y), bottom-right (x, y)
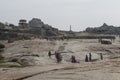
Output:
top-left (0, 64), bottom-right (71, 80)
top-left (24, 59), bottom-right (120, 80)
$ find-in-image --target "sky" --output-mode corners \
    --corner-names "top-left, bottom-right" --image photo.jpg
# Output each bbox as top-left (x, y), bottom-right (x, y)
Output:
top-left (0, 0), bottom-right (120, 31)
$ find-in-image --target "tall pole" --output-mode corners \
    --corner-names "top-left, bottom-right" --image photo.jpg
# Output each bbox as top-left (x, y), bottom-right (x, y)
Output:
top-left (70, 25), bottom-right (72, 31)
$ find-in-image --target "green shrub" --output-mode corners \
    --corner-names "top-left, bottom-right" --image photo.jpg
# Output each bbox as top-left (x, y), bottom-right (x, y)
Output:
top-left (0, 43), bottom-right (5, 49)
top-left (0, 62), bottom-right (21, 68)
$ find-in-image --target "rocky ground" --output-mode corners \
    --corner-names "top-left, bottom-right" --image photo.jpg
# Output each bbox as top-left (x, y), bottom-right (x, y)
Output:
top-left (0, 37), bottom-right (120, 80)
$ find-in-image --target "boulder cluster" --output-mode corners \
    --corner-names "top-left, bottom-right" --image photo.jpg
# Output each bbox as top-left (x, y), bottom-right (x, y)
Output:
top-left (85, 23), bottom-right (120, 34)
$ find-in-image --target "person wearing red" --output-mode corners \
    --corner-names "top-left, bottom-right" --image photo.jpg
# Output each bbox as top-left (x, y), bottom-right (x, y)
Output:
top-left (71, 55), bottom-right (77, 63)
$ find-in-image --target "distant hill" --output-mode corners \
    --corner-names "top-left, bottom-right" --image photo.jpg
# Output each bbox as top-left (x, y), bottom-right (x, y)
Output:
top-left (1, 19), bottom-right (118, 41)
top-left (85, 23), bottom-right (120, 35)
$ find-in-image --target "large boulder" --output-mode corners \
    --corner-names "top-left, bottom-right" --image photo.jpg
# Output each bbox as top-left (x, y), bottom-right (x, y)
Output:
top-left (28, 18), bottom-right (44, 28)
top-left (101, 39), bottom-right (112, 44)
top-left (9, 54), bottom-right (39, 67)
top-left (9, 55), bottom-right (55, 66)
top-left (28, 18), bottom-right (62, 37)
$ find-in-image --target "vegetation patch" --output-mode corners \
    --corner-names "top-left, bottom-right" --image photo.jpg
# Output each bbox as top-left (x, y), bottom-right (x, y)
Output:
top-left (0, 43), bottom-right (5, 49)
top-left (0, 62), bottom-right (21, 68)
top-left (64, 35), bottom-right (115, 39)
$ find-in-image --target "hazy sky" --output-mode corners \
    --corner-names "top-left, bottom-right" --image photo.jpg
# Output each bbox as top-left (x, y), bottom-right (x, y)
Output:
top-left (0, 0), bottom-right (120, 31)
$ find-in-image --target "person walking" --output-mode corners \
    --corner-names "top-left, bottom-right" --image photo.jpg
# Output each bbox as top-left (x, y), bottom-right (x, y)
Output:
top-left (55, 51), bottom-right (62, 63)
top-left (100, 53), bottom-right (103, 60)
top-left (85, 54), bottom-right (89, 62)
top-left (48, 51), bottom-right (52, 58)
top-left (89, 53), bottom-right (92, 62)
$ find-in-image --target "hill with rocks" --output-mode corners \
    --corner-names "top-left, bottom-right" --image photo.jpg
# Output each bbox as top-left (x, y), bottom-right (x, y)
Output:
top-left (0, 18), bottom-right (65, 40)
top-left (28, 18), bottom-right (63, 37)
top-left (85, 23), bottom-right (120, 35)
top-left (1, 19), bottom-right (118, 41)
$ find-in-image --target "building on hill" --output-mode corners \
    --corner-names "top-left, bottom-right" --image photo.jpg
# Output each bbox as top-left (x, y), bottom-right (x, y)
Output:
top-left (18, 19), bottom-right (29, 30)
top-left (19, 19), bottom-right (27, 26)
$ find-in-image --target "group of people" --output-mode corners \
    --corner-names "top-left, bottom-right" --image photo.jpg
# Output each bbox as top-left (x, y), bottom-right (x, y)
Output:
top-left (48, 51), bottom-right (103, 63)
top-left (85, 53), bottom-right (92, 62)
top-left (71, 53), bottom-right (92, 63)
top-left (48, 51), bottom-right (62, 63)
top-left (85, 53), bottom-right (103, 62)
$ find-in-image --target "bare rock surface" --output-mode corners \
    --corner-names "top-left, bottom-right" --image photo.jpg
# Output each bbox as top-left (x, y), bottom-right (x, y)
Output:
top-left (0, 37), bottom-right (120, 80)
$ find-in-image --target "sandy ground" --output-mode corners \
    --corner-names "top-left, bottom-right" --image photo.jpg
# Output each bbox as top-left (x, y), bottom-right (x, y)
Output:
top-left (0, 37), bottom-right (120, 80)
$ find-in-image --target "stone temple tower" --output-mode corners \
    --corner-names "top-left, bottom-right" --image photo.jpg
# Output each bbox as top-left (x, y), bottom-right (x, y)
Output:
top-left (70, 25), bottom-right (72, 32)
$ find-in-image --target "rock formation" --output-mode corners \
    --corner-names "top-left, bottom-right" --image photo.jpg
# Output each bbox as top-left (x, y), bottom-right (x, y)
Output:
top-left (28, 18), bottom-right (44, 28)
top-left (85, 23), bottom-right (120, 34)
top-left (28, 18), bottom-right (63, 37)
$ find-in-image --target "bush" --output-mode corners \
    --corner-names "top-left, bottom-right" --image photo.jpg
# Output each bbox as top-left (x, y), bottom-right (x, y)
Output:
top-left (8, 39), bottom-right (14, 43)
top-left (0, 43), bottom-right (5, 49)
top-left (0, 55), bottom-right (4, 60)
top-left (63, 35), bottom-right (115, 39)
top-left (0, 43), bottom-right (5, 60)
